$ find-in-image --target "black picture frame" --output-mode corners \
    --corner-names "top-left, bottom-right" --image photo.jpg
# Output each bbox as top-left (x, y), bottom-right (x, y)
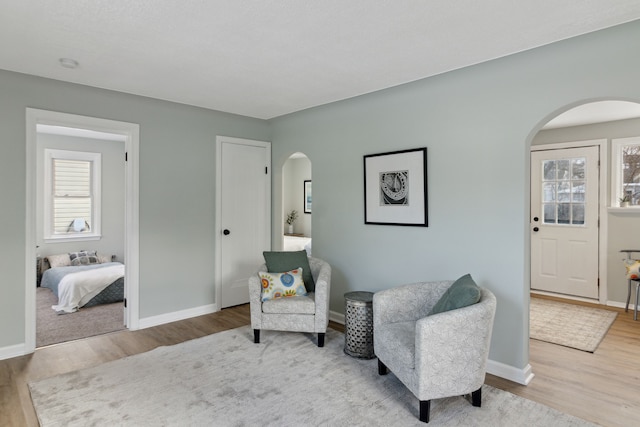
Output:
top-left (363, 147), bottom-right (427, 226)
top-left (304, 180), bottom-right (312, 214)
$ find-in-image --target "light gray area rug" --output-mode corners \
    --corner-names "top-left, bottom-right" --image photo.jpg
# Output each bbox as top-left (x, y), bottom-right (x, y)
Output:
top-left (36, 287), bottom-right (125, 347)
top-left (30, 326), bottom-right (595, 426)
top-left (530, 298), bottom-right (617, 352)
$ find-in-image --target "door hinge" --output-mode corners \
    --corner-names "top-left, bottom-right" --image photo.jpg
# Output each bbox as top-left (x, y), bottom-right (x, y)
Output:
top-left (125, 152), bottom-right (128, 162)
top-left (124, 298), bottom-right (127, 308)
top-left (265, 166), bottom-right (268, 174)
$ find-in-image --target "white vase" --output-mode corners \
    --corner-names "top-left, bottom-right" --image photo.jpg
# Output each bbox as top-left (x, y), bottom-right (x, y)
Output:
top-left (288, 224), bottom-right (294, 234)
top-left (621, 201), bottom-right (630, 207)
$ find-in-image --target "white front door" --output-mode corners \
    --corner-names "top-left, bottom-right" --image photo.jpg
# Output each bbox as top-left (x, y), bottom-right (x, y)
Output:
top-left (530, 146), bottom-right (599, 299)
top-left (218, 137), bottom-right (271, 308)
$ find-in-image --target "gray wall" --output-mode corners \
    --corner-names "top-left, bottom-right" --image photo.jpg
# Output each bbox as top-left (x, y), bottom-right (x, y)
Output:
top-left (36, 133), bottom-right (125, 261)
top-left (270, 21), bottom-right (640, 371)
top-left (282, 156), bottom-right (312, 237)
top-left (4, 19), bottom-right (640, 374)
top-left (534, 117), bottom-right (640, 304)
top-left (0, 69), bottom-right (271, 349)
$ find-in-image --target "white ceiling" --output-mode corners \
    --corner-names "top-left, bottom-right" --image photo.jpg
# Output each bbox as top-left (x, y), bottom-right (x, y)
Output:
top-left (2, 1), bottom-right (640, 120)
top-left (543, 101), bottom-right (640, 129)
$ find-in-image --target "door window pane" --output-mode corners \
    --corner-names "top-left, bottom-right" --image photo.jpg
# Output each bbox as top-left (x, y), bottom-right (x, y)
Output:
top-left (558, 204), bottom-right (570, 224)
top-left (539, 156), bottom-right (586, 226)
top-left (571, 181), bottom-right (585, 202)
top-left (543, 204), bottom-right (556, 224)
top-left (571, 158), bottom-right (585, 179)
top-left (572, 204), bottom-right (585, 225)
top-left (543, 183), bottom-right (556, 202)
top-left (543, 160), bottom-right (556, 181)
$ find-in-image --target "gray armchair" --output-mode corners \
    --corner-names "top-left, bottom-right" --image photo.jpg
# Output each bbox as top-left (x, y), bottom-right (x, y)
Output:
top-left (373, 280), bottom-right (496, 423)
top-left (248, 256), bottom-right (331, 347)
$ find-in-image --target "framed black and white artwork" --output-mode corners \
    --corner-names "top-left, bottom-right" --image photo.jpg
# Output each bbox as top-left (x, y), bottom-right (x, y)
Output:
top-left (363, 147), bottom-right (428, 226)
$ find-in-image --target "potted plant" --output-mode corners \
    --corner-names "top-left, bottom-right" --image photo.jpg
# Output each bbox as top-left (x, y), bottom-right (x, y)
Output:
top-left (286, 210), bottom-right (298, 234)
top-left (619, 195), bottom-right (631, 207)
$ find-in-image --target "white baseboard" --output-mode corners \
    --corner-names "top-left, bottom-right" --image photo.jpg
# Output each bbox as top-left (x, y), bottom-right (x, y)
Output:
top-left (329, 310), bottom-right (344, 325)
top-left (138, 303), bottom-right (219, 330)
top-left (0, 343), bottom-right (27, 361)
top-left (606, 300), bottom-right (637, 311)
top-left (486, 360), bottom-right (534, 385)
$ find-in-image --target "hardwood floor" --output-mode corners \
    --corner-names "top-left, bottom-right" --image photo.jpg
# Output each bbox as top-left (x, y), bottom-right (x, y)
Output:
top-left (487, 294), bottom-right (640, 427)
top-left (2, 297), bottom-right (638, 426)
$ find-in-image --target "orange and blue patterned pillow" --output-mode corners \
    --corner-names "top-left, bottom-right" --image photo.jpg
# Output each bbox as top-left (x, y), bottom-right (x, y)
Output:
top-left (259, 268), bottom-right (307, 302)
top-left (624, 259), bottom-right (640, 280)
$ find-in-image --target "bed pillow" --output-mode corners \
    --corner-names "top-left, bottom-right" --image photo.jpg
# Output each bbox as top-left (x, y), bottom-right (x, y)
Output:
top-left (429, 274), bottom-right (481, 315)
top-left (259, 268), bottom-right (307, 302)
top-left (69, 250), bottom-right (100, 266)
top-left (46, 253), bottom-right (71, 268)
top-left (263, 250), bottom-right (315, 291)
top-left (98, 254), bottom-right (112, 264)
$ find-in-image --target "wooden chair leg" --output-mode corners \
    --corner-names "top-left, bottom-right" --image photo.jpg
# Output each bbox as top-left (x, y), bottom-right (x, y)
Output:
top-left (419, 400), bottom-right (430, 423)
top-left (253, 329), bottom-right (260, 344)
top-left (318, 333), bottom-right (325, 347)
top-left (471, 387), bottom-right (482, 407)
top-left (378, 359), bottom-right (388, 375)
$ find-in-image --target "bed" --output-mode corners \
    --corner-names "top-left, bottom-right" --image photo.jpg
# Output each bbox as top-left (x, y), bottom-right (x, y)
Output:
top-left (40, 252), bottom-right (125, 314)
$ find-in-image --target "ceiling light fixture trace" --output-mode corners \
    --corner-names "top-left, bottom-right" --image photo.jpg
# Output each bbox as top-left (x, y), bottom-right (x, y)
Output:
top-left (59, 58), bottom-right (79, 69)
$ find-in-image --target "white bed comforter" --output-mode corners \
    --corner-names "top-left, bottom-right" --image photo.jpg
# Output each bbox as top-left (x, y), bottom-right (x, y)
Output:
top-left (52, 264), bottom-right (125, 314)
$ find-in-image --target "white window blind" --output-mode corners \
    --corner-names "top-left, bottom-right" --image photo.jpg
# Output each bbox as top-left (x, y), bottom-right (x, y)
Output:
top-left (44, 149), bottom-right (101, 241)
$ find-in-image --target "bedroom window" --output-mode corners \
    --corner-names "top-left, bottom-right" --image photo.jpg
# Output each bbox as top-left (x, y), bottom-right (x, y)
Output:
top-left (611, 136), bottom-right (640, 208)
top-left (44, 149), bottom-right (102, 241)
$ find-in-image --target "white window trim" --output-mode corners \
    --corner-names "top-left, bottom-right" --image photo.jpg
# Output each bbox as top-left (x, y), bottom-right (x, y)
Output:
top-left (44, 148), bottom-right (102, 242)
top-left (611, 136), bottom-right (640, 208)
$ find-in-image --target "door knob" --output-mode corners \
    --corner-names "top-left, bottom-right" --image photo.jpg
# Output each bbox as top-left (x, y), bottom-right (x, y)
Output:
top-left (533, 227), bottom-right (539, 232)
top-left (223, 229), bottom-right (230, 235)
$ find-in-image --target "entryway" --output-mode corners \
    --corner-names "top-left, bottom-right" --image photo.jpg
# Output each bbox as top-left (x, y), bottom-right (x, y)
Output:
top-left (25, 108), bottom-right (140, 353)
top-left (530, 145), bottom-right (600, 299)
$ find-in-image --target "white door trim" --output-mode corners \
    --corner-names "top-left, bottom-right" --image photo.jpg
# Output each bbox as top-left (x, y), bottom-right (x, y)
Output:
top-left (531, 139), bottom-right (608, 304)
top-left (25, 108), bottom-right (140, 354)
top-left (215, 136), bottom-right (271, 309)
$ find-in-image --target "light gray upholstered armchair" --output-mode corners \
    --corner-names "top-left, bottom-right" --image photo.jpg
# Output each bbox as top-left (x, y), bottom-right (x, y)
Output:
top-left (248, 256), bottom-right (331, 347)
top-left (373, 280), bottom-right (496, 423)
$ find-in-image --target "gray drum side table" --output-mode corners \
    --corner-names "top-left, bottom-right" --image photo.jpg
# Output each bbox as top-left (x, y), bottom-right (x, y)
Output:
top-left (344, 291), bottom-right (375, 359)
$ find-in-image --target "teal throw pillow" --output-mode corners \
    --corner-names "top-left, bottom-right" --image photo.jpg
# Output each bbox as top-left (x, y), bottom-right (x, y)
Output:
top-left (429, 274), bottom-right (481, 315)
top-left (263, 250), bottom-right (315, 292)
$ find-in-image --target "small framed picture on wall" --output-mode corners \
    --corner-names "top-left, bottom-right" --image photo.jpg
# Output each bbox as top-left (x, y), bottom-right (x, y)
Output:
top-left (363, 147), bottom-right (427, 226)
top-left (304, 180), bottom-right (312, 214)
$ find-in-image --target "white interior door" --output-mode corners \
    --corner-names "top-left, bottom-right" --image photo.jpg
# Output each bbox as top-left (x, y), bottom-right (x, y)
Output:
top-left (218, 137), bottom-right (271, 308)
top-left (530, 146), bottom-right (599, 299)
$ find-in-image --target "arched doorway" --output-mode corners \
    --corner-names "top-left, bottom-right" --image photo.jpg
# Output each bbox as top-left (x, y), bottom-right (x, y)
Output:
top-left (282, 152), bottom-right (312, 253)
top-left (530, 100), bottom-right (640, 306)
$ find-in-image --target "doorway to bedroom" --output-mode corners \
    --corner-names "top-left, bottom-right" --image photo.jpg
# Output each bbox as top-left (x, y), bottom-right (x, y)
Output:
top-left (35, 126), bottom-right (126, 347)
top-left (26, 109), bottom-right (140, 352)
top-left (282, 153), bottom-right (312, 254)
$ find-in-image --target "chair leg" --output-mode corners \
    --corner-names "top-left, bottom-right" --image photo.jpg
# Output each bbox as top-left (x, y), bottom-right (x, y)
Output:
top-left (635, 281), bottom-right (640, 321)
top-left (471, 387), bottom-right (482, 407)
top-left (318, 333), bottom-right (325, 347)
top-left (419, 400), bottom-right (430, 423)
top-left (378, 359), bottom-right (388, 375)
top-left (253, 329), bottom-right (260, 344)
top-left (626, 279), bottom-right (632, 312)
